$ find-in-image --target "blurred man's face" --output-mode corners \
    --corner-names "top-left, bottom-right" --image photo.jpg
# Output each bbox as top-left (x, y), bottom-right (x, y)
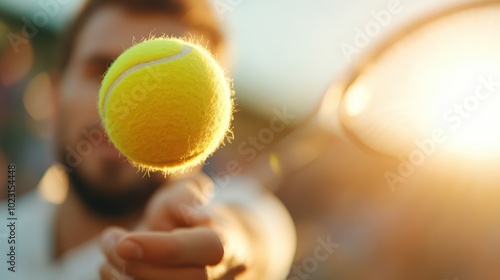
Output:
top-left (55, 5), bottom-right (196, 216)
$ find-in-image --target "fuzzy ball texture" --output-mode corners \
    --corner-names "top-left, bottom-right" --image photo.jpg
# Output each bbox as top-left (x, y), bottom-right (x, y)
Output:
top-left (98, 38), bottom-right (233, 174)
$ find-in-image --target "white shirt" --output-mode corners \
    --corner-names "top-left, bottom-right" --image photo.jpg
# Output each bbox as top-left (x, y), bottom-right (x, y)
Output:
top-left (0, 171), bottom-right (296, 280)
top-left (0, 190), bottom-right (103, 280)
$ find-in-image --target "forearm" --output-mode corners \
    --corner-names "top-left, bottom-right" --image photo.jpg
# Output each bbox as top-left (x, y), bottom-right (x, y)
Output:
top-left (211, 176), bottom-right (297, 280)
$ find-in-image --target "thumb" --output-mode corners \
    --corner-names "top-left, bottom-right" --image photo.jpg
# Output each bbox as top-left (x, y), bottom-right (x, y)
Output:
top-left (145, 173), bottom-right (214, 231)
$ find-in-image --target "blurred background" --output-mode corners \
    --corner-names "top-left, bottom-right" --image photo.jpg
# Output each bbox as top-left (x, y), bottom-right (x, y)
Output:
top-left (0, 0), bottom-right (463, 194)
top-left (2, 0), bottom-right (500, 279)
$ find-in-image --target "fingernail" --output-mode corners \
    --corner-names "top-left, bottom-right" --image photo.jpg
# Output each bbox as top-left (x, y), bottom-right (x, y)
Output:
top-left (102, 230), bottom-right (122, 253)
top-left (117, 239), bottom-right (143, 261)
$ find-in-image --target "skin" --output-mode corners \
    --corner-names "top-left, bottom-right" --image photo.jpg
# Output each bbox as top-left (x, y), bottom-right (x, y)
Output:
top-left (52, 5), bottom-right (259, 279)
top-left (54, 6), bottom-right (190, 196)
top-left (99, 175), bottom-right (250, 279)
top-left (53, 5), bottom-right (188, 258)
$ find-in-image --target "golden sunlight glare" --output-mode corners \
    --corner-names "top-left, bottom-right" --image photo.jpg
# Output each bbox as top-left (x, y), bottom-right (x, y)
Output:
top-left (339, 5), bottom-right (500, 158)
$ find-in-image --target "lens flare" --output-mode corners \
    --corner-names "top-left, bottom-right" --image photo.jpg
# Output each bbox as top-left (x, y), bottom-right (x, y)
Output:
top-left (339, 5), bottom-right (500, 158)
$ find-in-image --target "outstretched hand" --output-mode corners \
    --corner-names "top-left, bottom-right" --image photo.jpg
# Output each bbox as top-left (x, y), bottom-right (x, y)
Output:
top-left (99, 174), bottom-right (250, 280)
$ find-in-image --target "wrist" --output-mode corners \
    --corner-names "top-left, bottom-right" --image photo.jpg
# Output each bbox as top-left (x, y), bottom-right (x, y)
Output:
top-left (211, 176), bottom-right (297, 280)
top-left (208, 204), bottom-right (258, 279)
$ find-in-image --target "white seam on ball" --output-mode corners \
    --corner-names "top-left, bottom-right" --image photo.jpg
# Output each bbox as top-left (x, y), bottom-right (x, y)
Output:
top-left (102, 45), bottom-right (193, 120)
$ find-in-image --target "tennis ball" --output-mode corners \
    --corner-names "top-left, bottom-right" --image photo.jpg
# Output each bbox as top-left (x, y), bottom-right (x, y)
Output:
top-left (98, 38), bottom-right (233, 174)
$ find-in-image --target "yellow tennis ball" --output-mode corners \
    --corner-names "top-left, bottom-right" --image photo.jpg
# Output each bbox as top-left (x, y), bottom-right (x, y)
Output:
top-left (98, 38), bottom-right (233, 174)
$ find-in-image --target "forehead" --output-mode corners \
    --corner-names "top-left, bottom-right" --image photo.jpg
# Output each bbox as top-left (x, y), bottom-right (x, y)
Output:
top-left (75, 5), bottom-right (191, 60)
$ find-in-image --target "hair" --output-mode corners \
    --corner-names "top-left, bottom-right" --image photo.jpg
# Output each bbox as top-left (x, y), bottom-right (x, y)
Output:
top-left (57, 0), bottom-right (225, 72)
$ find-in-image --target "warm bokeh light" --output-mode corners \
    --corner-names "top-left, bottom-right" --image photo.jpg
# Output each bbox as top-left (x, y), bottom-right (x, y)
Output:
top-left (344, 81), bottom-right (372, 118)
top-left (23, 72), bottom-right (52, 121)
top-left (0, 21), bottom-right (8, 43)
top-left (38, 165), bottom-right (69, 204)
top-left (0, 30), bottom-right (34, 86)
top-left (433, 59), bottom-right (500, 158)
top-left (269, 152), bottom-right (282, 176)
top-left (339, 4), bottom-right (500, 158)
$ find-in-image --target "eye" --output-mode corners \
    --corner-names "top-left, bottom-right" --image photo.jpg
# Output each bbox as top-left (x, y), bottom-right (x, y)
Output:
top-left (83, 59), bottom-right (113, 81)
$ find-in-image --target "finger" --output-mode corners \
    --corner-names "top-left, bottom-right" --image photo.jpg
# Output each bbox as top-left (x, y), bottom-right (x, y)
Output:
top-left (146, 174), bottom-right (215, 230)
top-left (187, 172), bottom-right (215, 199)
top-left (100, 227), bottom-right (129, 269)
top-left (116, 227), bottom-right (224, 266)
top-left (101, 261), bottom-right (210, 280)
top-left (99, 262), bottom-right (110, 280)
top-left (100, 261), bottom-right (245, 280)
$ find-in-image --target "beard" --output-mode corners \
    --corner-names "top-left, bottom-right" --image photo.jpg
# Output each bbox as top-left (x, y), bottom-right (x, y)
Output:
top-left (56, 120), bottom-right (164, 218)
top-left (65, 163), bottom-right (162, 218)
